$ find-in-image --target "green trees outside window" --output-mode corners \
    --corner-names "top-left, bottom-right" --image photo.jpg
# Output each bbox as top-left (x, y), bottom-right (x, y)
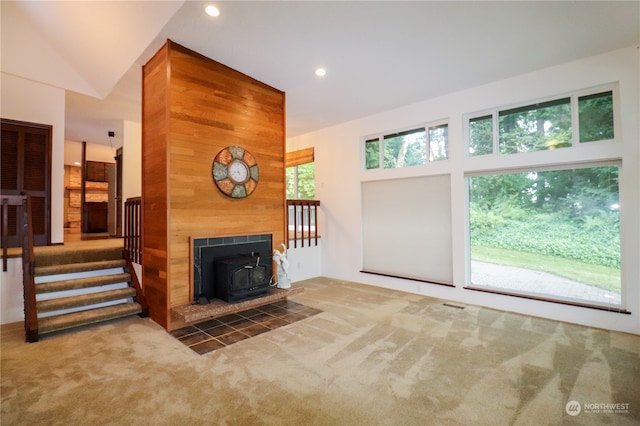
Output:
top-left (365, 138), bottom-right (380, 170)
top-left (286, 162), bottom-right (315, 199)
top-left (469, 115), bottom-right (493, 156)
top-left (469, 165), bottom-right (621, 304)
top-left (429, 124), bottom-right (448, 161)
top-left (499, 98), bottom-right (572, 154)
top-left (383, 128), bottom-right (427, 169)
top-left (579, 91), bottom-right (614, 143)
top-left (364, 123), bottom-right (448, 170)
top-left (468, 89), bottom-right (615, 157)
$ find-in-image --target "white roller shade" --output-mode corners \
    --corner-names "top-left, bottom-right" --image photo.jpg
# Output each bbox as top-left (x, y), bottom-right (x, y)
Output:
top-left (361, 174), bottom-right (453, 284)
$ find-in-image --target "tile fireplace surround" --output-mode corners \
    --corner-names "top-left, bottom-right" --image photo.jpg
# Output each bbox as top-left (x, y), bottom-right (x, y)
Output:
top-left (175, 233), bottom-right (303, 326)
top-left (192, 234), bottom-right (274, 304)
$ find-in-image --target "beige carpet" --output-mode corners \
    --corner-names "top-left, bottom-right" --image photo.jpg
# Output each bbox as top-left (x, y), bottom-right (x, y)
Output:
top-left (2, 277), bottom-right (639, 425)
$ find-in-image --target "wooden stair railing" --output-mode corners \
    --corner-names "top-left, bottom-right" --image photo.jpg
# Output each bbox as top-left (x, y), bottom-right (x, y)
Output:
top-left (123, 250), bottom-right (148, 317)
top-left (22, 196), bottom-right (38, 342)
top-left (3, 194), bottom-right (147, 342)
top-left (286, 199), bottom-right (320, 248)
top-left (124, 197), bottom-right (142, 264)
top-left (1, 195), bottom-right (38, 342)
top-left (2, 195), bottom-right (26, 271)
top-left (123, 196), bottom-right (147, 316)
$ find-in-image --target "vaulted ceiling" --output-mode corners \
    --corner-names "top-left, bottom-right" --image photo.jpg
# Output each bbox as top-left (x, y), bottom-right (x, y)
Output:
top-left (2, 1), bottom-right (639, 145)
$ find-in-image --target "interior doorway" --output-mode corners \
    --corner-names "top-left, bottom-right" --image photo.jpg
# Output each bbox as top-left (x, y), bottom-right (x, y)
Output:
top-left (1, 118), bottom-right (52, 247)
top-left (63, 141), bottom-right (119, 242)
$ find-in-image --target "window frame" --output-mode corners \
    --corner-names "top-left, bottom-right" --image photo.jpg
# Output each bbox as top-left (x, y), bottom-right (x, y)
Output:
top-left (363, 119), bottom-right (450, 171)
top-left (462, 83), bottom-right (624, 312)
top-left (464, 161), bottom-right (624, 312)
top-left (285, 148), bottom-right (315, 200)
top-left (464, 84), bottom-right (619, 158)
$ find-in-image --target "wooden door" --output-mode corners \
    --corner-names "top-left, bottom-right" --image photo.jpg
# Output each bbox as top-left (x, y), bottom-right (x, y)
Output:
top-left (1, 119), bottom-right (51, 246)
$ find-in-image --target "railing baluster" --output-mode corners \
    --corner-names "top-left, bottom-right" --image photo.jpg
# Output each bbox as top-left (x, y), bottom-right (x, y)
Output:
top-left (307, 203), bottom-right (312, 247)
top-left (293, 203), bottom-right (298, 248)
top-left (124, 197), bottom-right (142, 264)
top-left (286, 199), bottom-right (320, 248)
top-left (2, 198), bottom-right (8, 272)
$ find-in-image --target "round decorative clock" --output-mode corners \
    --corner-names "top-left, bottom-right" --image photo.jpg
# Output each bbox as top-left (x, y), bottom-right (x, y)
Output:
top-left (212, 146), bottom-right (259, 198)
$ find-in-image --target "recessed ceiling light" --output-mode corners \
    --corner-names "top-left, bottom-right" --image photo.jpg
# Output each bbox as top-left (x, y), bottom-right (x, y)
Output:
top-left (205, 5), bottom-right (220, 17)
top-left (315, 68), bottom-right (327, 77)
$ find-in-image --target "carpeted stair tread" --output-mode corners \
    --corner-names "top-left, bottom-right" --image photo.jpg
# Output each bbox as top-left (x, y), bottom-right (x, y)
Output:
top-left (35, 259), bottom-right (127, 277)
top-left (36, 272), bottom-right (131, 294)
top-left (38, 303), bottom-right (142, 334)
top-left (34, 245), bottom-right (124, 268)
top-left (37, 287), bottom-right (137, 313)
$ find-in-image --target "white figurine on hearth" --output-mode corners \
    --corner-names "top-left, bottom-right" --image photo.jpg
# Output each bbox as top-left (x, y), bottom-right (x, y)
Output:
top-left (273, 243), bottom-right (291, 289)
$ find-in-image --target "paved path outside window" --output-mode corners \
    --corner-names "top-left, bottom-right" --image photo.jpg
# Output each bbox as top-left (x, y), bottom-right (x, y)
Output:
top-left (470, 261), bottom-right (621, 306)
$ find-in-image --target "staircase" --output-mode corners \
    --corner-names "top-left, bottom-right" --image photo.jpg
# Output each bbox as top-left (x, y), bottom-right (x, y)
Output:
top-left (32, 242), bottom-right (145, 338)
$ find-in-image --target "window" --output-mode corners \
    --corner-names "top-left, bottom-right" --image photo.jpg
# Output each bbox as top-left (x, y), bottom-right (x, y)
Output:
top-left (469, 115), bottom-right (493, 156)
top-left (429, 124), bottom-right (448, 161)
top-left (286, 163), bottom-right (314, 199)
top-left (285, 148), bottom-right (314, 199)
top-left (468, 164), bottom-right (621, 310)
top-left (499, 98), bottom-right (572, 154)
top-left (364, 122), bottom-right (449, 170)
top-left (383, 128), bottom-right (426, 169)
top-left (365, 138), bottom-right (380, 170)
top-left (466, 88), bottom-right (616, 157)
top-left (579, 91), bottom-right (614, 143)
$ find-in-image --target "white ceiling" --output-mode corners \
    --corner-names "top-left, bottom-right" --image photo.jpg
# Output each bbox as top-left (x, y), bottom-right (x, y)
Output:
top-left (3, 1), bottom-right (639, 146)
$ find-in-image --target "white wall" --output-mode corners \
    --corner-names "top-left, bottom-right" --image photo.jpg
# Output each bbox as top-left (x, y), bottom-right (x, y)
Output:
top-left (287, 46), bottom-right (640, 335)
top-left (0, 77), bottom-right (144, 325)
top-left (1, 72), bottom-right (66, 244)
top-left (122, 120), bottom-right (143, 284)
top-left (64, 140), bottom-right (119, 165)
top-left (0, 258), bottom-right (24, 324)
top-left (122, 120), bottom-right (142, 202)
top-left (286, 240), bottom-right (322, 283)
top-left (1, 73), bottom-right (66, 324)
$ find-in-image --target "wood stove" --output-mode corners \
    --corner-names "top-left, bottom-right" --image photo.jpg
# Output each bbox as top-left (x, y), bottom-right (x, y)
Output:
top-left (192, 234), bottom-right (273, 304)
top-left (214, 255), bottom-right (271, 302)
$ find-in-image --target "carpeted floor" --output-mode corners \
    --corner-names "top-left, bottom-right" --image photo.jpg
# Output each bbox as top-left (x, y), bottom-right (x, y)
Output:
top-left (2, 277), bottom-right (639, 425)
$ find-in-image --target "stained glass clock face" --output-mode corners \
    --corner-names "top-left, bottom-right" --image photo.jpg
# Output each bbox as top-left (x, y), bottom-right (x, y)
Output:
top-left (212, 146), bottom-right (259, 198)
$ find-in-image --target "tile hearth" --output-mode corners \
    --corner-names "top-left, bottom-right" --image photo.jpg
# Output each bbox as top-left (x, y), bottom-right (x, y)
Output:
top-left (172, 286), bottom-right (304, 323)
top-left (170, 300), bottom-right (322, 355)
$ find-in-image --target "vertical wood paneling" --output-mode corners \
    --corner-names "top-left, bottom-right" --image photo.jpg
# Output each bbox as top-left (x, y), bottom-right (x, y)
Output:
top-left (142, 40), bottom-right (286, 330)
top-left (142, 44), bottom-right (170, 328)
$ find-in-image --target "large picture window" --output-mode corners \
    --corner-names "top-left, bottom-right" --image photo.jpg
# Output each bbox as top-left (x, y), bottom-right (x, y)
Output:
top-left (467, 164), bottom-right (621, 310)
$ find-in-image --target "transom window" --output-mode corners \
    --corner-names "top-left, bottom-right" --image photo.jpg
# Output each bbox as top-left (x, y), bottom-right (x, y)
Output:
top-left (467, 88), bottom-right (615, 157)
top-left (364, 122), bottom-right (449, 170)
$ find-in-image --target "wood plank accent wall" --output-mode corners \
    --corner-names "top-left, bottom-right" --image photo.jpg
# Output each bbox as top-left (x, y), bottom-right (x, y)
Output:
top-left (142, 40), bottom-right (286, 330)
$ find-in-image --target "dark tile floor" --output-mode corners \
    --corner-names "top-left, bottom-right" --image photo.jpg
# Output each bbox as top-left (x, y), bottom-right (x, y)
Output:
top-left (170, 300), bottom-right (322, 355)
